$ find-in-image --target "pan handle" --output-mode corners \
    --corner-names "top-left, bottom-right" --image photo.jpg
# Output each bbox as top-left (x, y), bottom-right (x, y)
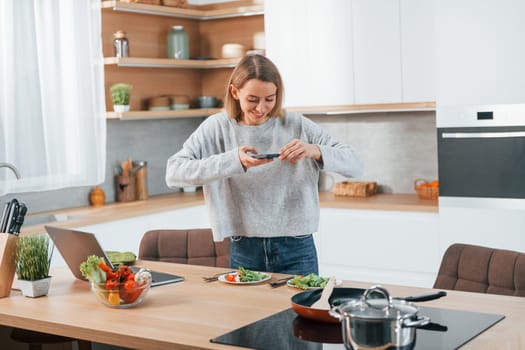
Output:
top-left (403, 315), bottom-right (430, 328)
top-left (399, 290), bottom-right (447, 302)
top-left (328, 305), bottom-right (344, 321)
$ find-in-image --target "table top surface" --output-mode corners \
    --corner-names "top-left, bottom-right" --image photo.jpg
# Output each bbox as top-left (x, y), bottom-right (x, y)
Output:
top-left (1, 261), bottom-right (524, 350)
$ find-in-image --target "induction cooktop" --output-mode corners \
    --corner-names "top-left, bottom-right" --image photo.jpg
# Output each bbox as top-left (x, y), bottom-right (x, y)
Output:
top-left (211, 306), bottom-right (504, 350)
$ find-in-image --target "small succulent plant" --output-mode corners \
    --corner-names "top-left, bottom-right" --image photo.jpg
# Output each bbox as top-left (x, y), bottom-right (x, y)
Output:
top-left (110, 83), bottom-right (132, 105)
top-left (16, 234), bottom-right (54, 281)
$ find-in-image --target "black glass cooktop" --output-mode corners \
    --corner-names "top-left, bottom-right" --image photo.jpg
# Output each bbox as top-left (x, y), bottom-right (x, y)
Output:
top-left (211, 306), bottom-right (504, 350)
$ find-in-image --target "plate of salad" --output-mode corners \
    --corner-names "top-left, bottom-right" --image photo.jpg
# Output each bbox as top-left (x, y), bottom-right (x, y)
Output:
top-left (287, 273), bottom-right (340, 290)
top-left (218, 266), bottom-right (271, 285)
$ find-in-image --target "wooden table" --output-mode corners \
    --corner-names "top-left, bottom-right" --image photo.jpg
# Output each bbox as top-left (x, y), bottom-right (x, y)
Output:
top-left (1, 261), bottom-right (524, 349)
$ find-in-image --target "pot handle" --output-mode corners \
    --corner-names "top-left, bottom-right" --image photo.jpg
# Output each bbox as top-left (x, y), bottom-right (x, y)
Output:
top-left (363, 285), bottom-right (391, 311)
top-left (328, 305), bottom-right (344, 321)
top-left (403, 315), bottom-right (431, 328)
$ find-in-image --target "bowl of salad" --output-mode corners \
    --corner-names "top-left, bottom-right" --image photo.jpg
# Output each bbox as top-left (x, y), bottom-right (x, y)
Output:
top-left (81, 255), bottom-right (152, 308)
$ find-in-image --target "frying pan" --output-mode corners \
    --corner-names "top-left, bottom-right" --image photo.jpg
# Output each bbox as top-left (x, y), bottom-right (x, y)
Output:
top-left (291, 287), bottom-right (447, 323)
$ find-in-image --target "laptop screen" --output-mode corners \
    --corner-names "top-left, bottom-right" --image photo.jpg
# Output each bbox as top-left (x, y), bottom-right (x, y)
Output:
top-left (45, 225), bottom-right (184, 286)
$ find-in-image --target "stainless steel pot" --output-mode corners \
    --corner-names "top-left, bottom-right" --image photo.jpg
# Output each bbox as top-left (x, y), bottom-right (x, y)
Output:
top-left (329, 285), bottom-right (430, 350)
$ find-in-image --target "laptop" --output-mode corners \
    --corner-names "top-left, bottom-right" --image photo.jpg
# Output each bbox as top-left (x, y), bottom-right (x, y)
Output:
top-left (45, 225), bottom-right (184, 287)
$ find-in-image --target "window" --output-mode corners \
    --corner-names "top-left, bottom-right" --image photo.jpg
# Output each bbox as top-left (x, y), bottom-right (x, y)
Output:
top-left (0, 0), bottom-right (106, 195)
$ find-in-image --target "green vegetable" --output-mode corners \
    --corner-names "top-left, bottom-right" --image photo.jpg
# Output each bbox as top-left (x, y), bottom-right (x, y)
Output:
top-left (80, 255), bottom-right (107, 284)
top-left (290, 273), bottom-right (329, 289)
top-left (238, 266), bottom-right (268, 282)
top-left (105, 251), bottom-right (136, 267)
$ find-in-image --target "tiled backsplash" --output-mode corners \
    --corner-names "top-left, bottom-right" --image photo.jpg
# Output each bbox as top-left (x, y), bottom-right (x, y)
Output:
top-left (1, 111), bottom-right (436, 213)
top-left (312, 111), bottom-right (437, 193)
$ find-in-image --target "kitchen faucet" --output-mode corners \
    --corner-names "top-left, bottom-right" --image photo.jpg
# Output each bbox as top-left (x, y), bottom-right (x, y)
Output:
top-left (0, 162), bottom-right (21, 179)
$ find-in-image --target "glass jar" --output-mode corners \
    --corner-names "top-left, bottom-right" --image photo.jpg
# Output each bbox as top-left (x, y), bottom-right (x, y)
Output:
top-left (167, 25), bottom-right (189, 59)
top-left (113, 30), bottom-right (129, 57)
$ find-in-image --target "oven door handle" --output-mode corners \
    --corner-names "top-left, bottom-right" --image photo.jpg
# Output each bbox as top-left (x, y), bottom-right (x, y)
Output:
top-left (442, 131), bottom-right (525, 139)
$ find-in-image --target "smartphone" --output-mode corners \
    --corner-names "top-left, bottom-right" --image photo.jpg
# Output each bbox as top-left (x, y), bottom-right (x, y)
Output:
top-left (251, 153), bottom-right (280, 159)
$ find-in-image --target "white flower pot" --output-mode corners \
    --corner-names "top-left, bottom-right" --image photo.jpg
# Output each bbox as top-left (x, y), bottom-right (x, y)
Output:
top-left (18, 277), bottom-right (52, 298)
top-left (113, 104), bottom-right (130, 113)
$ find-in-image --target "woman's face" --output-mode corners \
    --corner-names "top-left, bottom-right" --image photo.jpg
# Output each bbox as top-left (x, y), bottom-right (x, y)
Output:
top-left (231, 79), bottom-right (277, 125)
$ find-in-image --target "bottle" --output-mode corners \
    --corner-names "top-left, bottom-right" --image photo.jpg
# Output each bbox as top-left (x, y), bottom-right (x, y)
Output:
top-left (133, 161), bottom-right (148, 200)
top-left (167, 25), bottom-right (189, 59)
top-left (113, 30), bottom-right (129, 57)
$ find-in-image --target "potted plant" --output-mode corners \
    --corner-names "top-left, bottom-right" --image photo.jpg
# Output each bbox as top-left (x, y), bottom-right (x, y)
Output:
top-left (15, 234), bottom-right (54, 298)
top-left (110, 83), bottom-right (132, 112)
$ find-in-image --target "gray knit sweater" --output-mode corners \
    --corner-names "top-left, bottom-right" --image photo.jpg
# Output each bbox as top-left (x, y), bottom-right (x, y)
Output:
top-left (166, 111), bottom-right (362, 241)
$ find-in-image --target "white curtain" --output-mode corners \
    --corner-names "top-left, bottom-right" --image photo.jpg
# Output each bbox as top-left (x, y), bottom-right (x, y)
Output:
top-left (0, 0), bottom-right (106, 195)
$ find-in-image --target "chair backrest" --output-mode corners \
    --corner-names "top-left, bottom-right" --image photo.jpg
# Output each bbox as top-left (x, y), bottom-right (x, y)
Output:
top-left (433, 243), bottom-right (525, 297)
top-left (138, 229), bottom-right (230, 268)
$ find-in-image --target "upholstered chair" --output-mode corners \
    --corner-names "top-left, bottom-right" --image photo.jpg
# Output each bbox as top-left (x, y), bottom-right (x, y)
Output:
top-left (139, 228), bottom-right (230, 268)
top-left (434, 243), bottom-right (525, 296)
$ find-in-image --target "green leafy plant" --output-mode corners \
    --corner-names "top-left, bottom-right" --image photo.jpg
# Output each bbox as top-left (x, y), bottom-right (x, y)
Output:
top-left (110, 83), bottom-right (131, 105)
top-left (16, 234), bottom-right (54, 281)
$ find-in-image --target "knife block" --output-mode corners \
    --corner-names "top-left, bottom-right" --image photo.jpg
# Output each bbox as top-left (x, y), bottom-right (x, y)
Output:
top-left (0, 233), bottom-right (19, 297)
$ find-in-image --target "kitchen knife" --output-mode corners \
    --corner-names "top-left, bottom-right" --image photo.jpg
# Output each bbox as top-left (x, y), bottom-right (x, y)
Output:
top-left (5, 199), bottom-right (19, 234)
top-left (0, 201), bottom-right (11, 232)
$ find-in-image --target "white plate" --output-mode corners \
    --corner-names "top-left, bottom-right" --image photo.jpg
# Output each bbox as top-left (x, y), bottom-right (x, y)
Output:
top-left (287, 279), bottom-right (342, 290)
top-left (218, 272), bottom-right (272, 285)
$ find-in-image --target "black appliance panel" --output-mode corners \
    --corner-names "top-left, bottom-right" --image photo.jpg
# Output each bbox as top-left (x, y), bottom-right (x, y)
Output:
top-left (211, 306), bottom-right (504, 350)
top-left (438, 126), bottom-right (525, 199)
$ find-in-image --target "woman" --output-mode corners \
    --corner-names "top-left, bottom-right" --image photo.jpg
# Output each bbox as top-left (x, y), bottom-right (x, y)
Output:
top-left (166, 54), bottom-right (362, 275)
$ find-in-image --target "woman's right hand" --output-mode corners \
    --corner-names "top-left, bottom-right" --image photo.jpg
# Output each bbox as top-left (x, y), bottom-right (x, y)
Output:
top-left (238, 146), bottom-right (274, 170)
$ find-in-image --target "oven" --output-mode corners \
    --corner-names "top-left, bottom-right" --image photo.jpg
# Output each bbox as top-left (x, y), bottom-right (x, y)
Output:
top-left (437, 104), bottom-right (525, 210)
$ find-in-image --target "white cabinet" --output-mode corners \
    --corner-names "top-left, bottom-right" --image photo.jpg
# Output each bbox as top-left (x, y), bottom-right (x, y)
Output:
top-left (318, 208), bottom-right (440, 288)
top-left (352, 0), bottom-right (435, 104)
top-left (400, 0), bottom-right (436, 103)
top-left (351, 0), bottom-right (402, 104)
top-left (435, 0), bottom-right (525, 106)
top-left (264, 0), bottom-right (354, 108)
top-left (265, 0), bottom-right (435, 107)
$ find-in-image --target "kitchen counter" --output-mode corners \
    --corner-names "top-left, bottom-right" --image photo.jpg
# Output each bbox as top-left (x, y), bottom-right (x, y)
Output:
top-left (21, 191), bottom-right (437, 235)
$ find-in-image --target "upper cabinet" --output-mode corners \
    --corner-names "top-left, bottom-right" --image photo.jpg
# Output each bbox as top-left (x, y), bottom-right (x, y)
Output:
top-left (101, 0), bottom-right (264, 120)
top-left (435, 0), bottom-right (525, 107)
top-left (264, 0), bottom-right (355, 108)
top-left (265, 0), bottom-right (436, 110)
top-left (400, 0), bottom-right (435, 103)
top-left (351, 0), bottom-right (402, 104)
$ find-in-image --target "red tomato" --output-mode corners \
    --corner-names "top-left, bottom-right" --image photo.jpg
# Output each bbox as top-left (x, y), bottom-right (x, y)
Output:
top-left (119, 279), bottom-right (141, 303)
top-left (119, 265), bottom-right (132, 279)
top-left (106, 278), bottom-right (118, 290)
top-left (107, 270), bottom-right (119, 280)
top-left (225, 273), bottom-right (237, 282)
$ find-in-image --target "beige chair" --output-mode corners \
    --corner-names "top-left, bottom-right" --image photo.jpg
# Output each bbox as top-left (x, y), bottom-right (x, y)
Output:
top-left (434, 243), bottom-right (525, 297)
top-left (139, 228), bottom-right (230, 267)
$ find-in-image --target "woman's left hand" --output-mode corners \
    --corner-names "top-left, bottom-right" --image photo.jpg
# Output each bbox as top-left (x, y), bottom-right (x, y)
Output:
top-left (279, 139), bottom-right (321, 164)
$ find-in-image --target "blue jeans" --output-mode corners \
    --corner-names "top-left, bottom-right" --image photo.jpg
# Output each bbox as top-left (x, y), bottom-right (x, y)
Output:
top-left (229, 235), bottom-right (319, 275)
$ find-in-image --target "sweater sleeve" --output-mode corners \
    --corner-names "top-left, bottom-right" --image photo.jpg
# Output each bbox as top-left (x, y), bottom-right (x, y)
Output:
top-left (301, 115), bottom-right (363, 179)
top-left (165, 117), bottom-right (245, 188)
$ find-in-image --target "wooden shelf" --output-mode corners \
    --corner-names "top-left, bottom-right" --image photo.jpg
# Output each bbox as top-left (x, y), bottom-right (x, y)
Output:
top-left (106, 108), bottom-right (222, 120)
top-left (286, 102), bottom-right (436, 115)
top-left (104, 56), bottom-right (240, 69)
top-left (101, 1), bottom-right (264, 20)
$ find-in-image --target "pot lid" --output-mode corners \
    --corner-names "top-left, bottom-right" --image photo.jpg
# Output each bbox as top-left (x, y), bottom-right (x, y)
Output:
top-left (338, 285), bottom-right (419, 320)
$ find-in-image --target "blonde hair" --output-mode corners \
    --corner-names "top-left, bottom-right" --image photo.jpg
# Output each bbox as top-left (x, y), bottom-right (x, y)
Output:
top-left (223, 54), bottom-right (284, 120)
